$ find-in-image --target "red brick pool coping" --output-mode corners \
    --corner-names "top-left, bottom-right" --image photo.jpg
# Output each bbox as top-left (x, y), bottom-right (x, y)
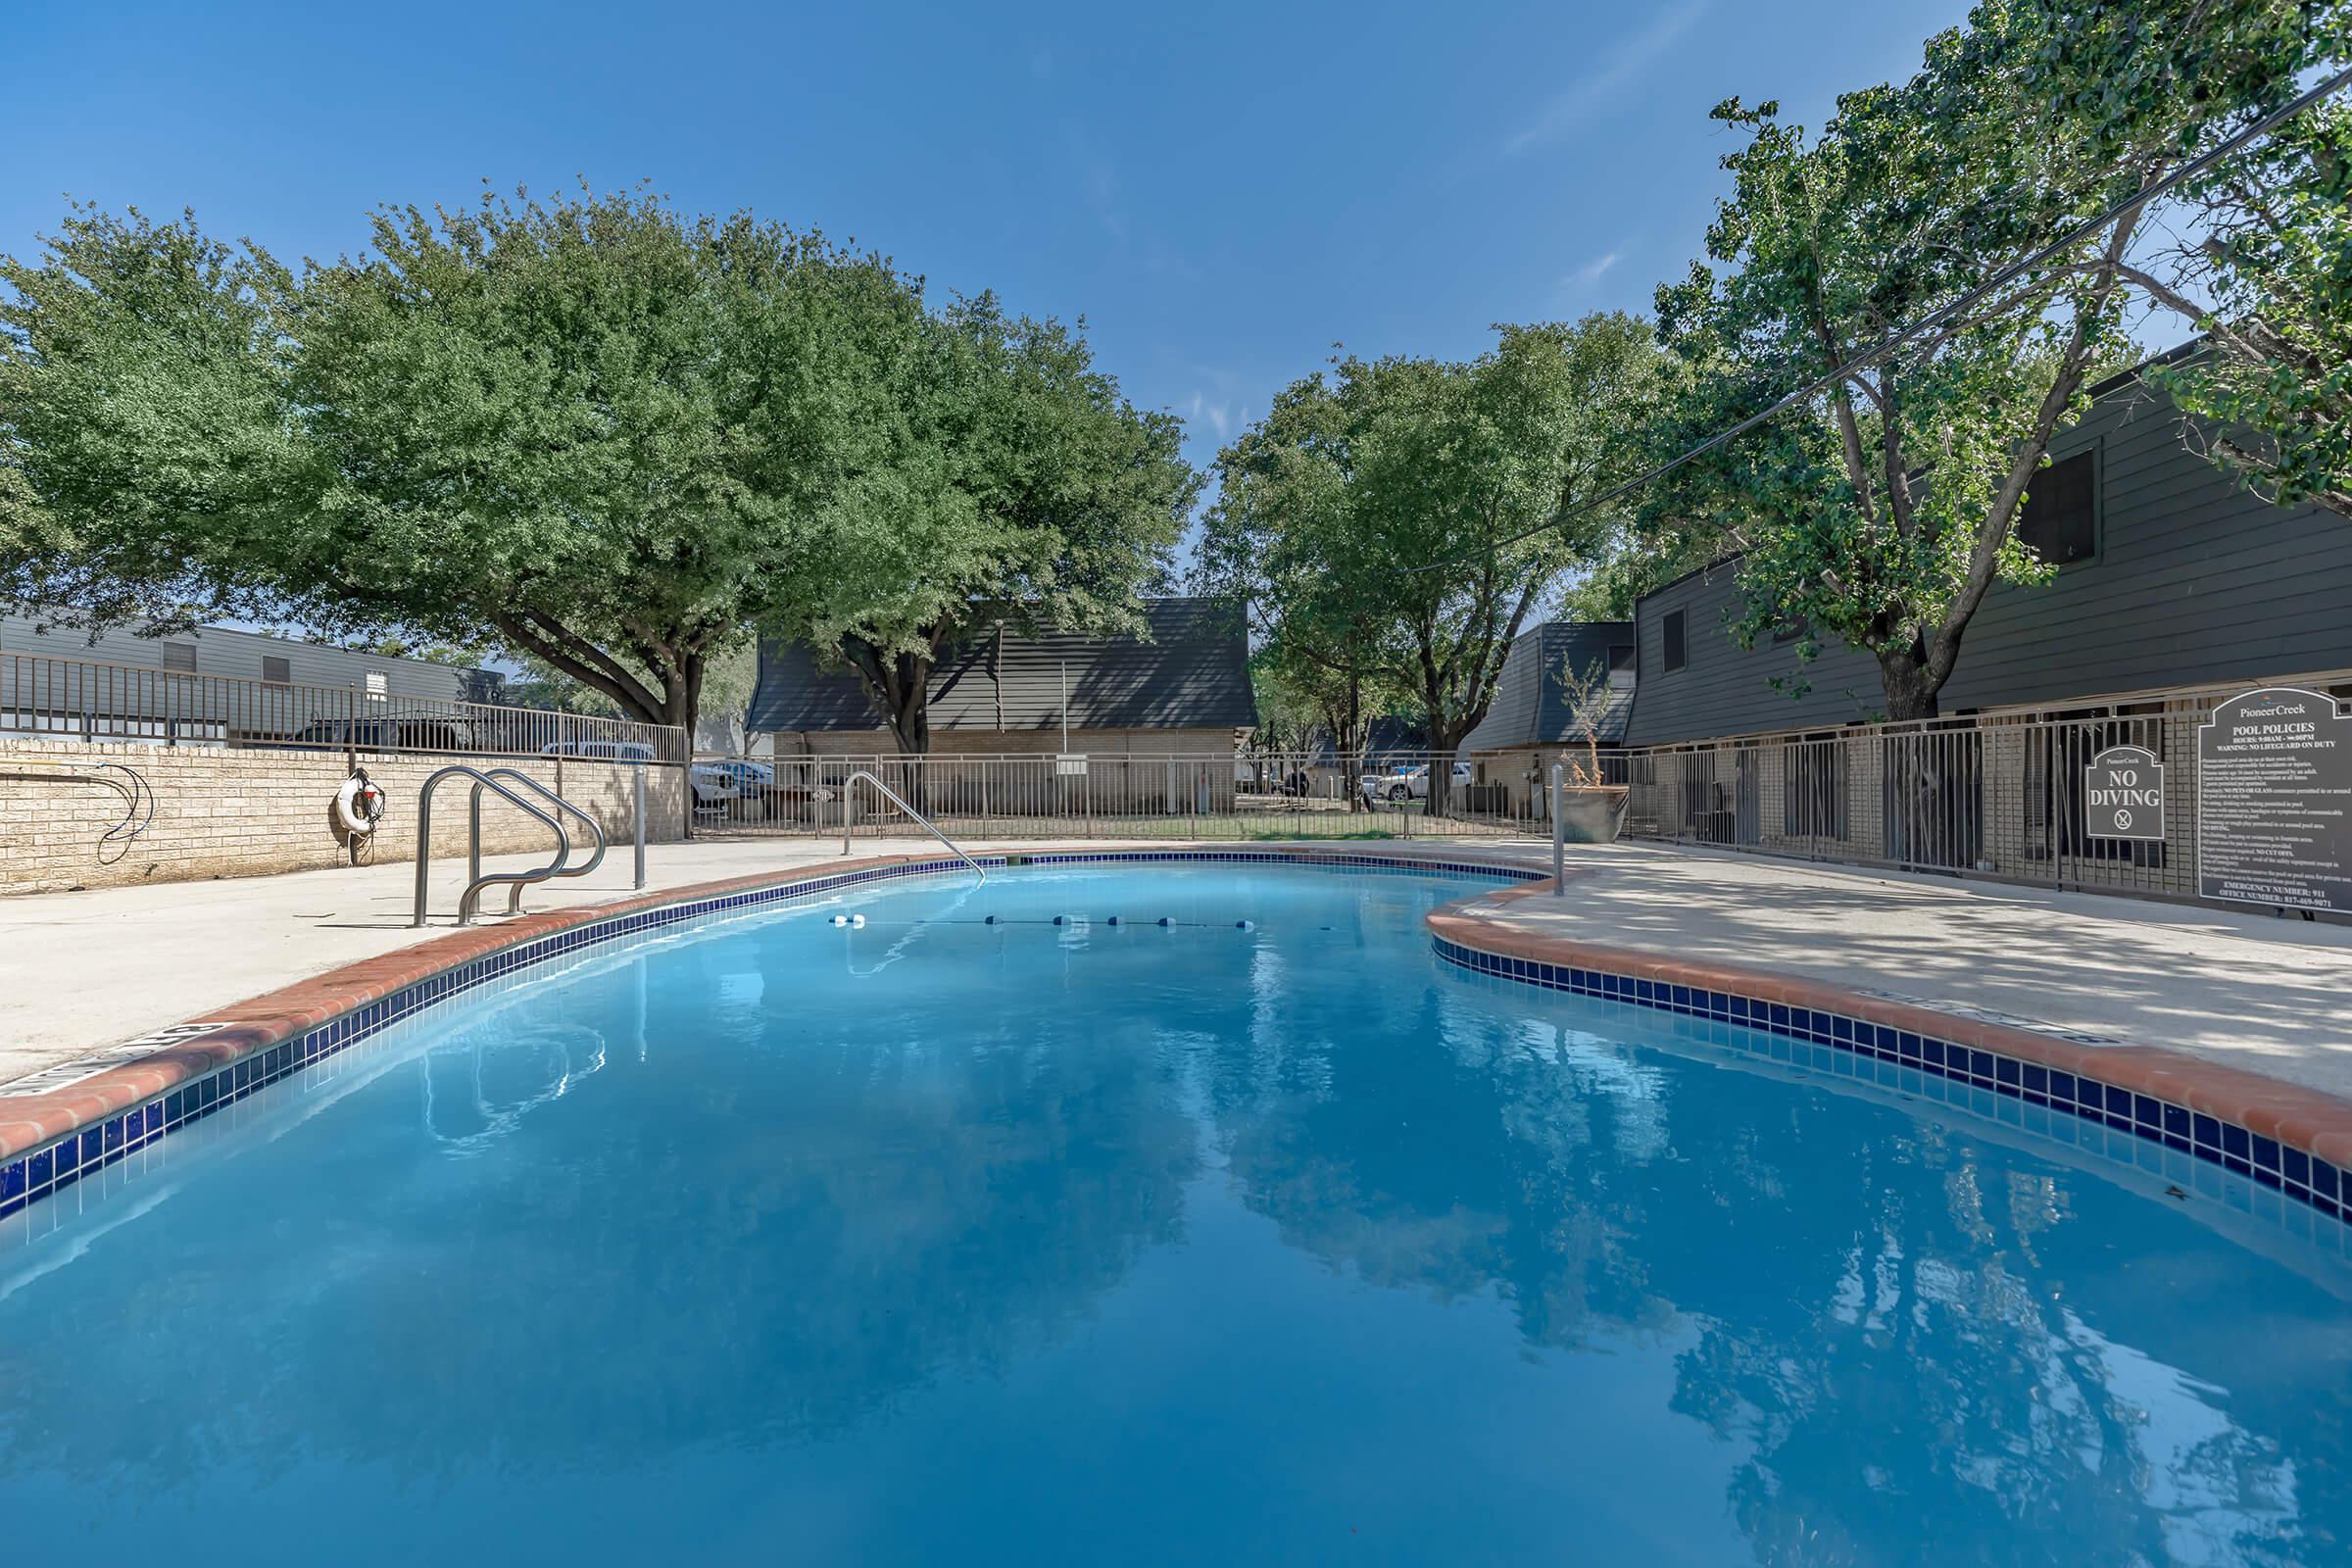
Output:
top-left (1427, 875), bottom-right (2352, 1171)
top-left (8, 846), bottom-right (2352, 1181)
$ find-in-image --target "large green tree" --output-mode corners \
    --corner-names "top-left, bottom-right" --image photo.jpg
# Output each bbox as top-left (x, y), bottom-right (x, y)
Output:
top-left (2119, 27), bottom-right (2352, 516)
top-left (4, 188), bottom-right (1192, 750)
top-left (1648, 0), bottom-right (2342, 721)
top-left (787, 293), bottom-right (1198, 754)
top-left (1, 205), bottom-right (306, 634)
top-left (1201, 316), bottom-right (1659, 813)
top-left (1, 190), bottom-right (924, 737)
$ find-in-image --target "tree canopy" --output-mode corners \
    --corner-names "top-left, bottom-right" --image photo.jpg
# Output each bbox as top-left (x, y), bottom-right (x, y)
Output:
top-left (791, 293), bottom-right (1198, 753)
top-left (1628, 0), bottom-right (2347, 721)
top-left (1199, 315), bottom-right (1661, 810)
top-left (1, 186), bottom-right (1194, 746)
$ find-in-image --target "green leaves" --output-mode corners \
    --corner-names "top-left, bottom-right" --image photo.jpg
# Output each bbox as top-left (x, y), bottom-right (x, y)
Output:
top-left (1199, 316), bottom-right (1662, 790)
top-left (1642, 0), bottom-right (2343, 719)
top-left (787, 288), bottom-right (1199, 749)
top-left (2, 185), bottom-right (1197, 741)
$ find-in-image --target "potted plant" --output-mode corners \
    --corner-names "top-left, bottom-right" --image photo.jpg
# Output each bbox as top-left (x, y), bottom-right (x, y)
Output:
top-left (1551, 655), bottom-right (1628, 844)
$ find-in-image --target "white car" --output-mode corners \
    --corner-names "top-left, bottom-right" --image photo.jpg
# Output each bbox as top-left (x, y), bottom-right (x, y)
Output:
top-left (687, 761), bottom-right (745, 810)
top-left (1359, 761), bottom-right (1473, 804)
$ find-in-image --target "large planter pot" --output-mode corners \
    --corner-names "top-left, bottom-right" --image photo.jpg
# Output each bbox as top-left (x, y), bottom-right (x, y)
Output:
top-left (1555, 787), bottom-right (1628, 845)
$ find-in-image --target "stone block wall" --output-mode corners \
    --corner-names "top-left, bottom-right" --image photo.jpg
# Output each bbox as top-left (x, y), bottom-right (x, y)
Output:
top-left (0, 739), bottom-right (686, 897)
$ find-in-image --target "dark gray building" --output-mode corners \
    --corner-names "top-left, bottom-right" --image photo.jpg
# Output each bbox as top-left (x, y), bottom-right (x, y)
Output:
top-left (749, 598), bottom-right (1256, 756)
top-left (1459, 620), bottom-right (1637, 811)
top-left (1623, 368), bottom-right (2352, 746)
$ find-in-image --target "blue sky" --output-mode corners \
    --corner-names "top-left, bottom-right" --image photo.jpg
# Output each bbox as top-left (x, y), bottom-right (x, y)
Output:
top-left (8, 0), bottom-right (1966, 476)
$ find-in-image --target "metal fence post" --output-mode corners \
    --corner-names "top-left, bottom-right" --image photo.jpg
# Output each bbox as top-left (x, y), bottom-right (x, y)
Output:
top-left (633, 762), bottom-right (647, 890)
top-left (1551, 762), bottom-right (1566, 895)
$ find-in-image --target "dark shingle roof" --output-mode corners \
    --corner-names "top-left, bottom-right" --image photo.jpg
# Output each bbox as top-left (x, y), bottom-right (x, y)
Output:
top-left (1457, 620), bottom-right (1637, 752)
top-left (749, 599), bottom-right (1257, 735)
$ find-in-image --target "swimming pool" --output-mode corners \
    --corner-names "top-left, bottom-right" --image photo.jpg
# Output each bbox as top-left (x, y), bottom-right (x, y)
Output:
top-left (4, 859), bottom-right (2349, 1564)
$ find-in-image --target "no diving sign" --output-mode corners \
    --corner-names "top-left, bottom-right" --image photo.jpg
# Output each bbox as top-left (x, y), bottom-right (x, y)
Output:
top-left (2084, 744), bottom-right (2165, 841)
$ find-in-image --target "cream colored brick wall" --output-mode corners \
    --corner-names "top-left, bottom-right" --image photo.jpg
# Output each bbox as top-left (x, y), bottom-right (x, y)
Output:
top-left (0, 740), bottom-right (686, 897)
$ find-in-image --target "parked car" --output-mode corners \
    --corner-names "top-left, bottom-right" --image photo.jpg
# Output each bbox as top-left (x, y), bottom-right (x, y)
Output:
top-left (694, 760), bottom-right (834, 823)
top-left (688, 761), bottom-right (745, 811)
top-left (1358, 761), bottom-right (1473, 804)
top-left (290, 715), bottom-right (468, 754)
top-left (1234, 762), bottom-right (1314, 798)
top-left (539, 740), bottom-right (657, 763)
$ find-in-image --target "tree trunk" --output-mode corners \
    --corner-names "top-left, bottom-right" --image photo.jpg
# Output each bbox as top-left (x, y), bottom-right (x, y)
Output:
top-left (1425, 719), bottom-right (1466, 817)
top-left (1345, 671), bottom-right (1364, 814)
top-left (840, 635), bottom-right (937, 755)
top-left (1877, 642), bottom-right (1941, 723)
top-left (662, 656), bottom-right (703, 839)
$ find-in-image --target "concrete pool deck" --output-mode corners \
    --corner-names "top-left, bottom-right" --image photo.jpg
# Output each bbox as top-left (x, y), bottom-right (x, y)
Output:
top-left (4, 833), bottom-right (2349, 1102)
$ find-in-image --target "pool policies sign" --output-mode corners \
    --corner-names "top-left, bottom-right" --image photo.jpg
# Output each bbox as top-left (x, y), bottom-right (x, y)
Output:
top-left (2197, 686), bottom-right (2352, 913)
top-left (2083, 744), bottom-right (2165, 841)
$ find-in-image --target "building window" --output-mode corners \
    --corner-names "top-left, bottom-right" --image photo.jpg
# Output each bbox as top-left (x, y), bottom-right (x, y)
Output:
top-left (1608, 643), bottom-right (1636, 674)
top-left (263, 655), bottom-right (291, 684)
top-left (161, 641), bottom-right (197, 673)
top-left (1662, 611), bottom-right (1688, 673)
top-left (2018, 447), bottom-right (2097, 565)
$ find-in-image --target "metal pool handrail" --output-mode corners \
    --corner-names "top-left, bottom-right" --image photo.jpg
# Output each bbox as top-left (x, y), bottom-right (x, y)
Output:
top-left (414, 764), bottom-right (570, 926)
top-left (841, 768), bottom-right (987, 884)
top-left (476, 767), bottom-right (609, 915)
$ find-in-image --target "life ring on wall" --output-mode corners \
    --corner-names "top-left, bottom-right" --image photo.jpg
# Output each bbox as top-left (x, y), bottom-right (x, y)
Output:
top-left (334, 769), bottom-right (388, 839)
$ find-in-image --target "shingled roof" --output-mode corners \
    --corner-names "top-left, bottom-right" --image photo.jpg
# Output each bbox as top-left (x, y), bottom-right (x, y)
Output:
top-left (1457, 620), bottom-right (1637, 752)
top-left (749, 598), bottom-right (1257, 735)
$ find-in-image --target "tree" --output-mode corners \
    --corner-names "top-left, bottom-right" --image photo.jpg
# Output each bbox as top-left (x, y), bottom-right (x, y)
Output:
top-left (288, 188), bottom-right (934, 737)
top-left (2, 188), bottom-right (934, 741)
top-left (1200, 316), bottom-right (1661, 812)
top-left (2118, 26), bottom-right (2352, 515)
top-left (1554, 655), bottom-right (1617, 789)
top-left (1, 205), bottom-right (306, 635)
top-left (1651, 0), bottom-right (2340, 721)
top-left (785, 294), bottom-right (1198, 754)
top-left (1985, 0), bottom-right (2351, 516)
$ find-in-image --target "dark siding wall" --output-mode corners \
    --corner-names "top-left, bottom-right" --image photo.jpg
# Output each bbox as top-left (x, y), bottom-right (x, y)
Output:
top-left (1626, 569), bottom-right (1882, 744)
top-left (1460, 621), bottom-right (1634, 752)
top-left (750, 599), bottom-right (1255, 735)
top-left (1937, 382), bottom-right (2352, 708)
top-left (1624, 379), bottom-right (2352, 745)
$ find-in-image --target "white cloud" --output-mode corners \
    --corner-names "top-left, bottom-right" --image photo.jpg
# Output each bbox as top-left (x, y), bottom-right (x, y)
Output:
top-left (1504, 3), bottom-right (1706, 156)
top-left (1564, 250), bottom-right (1621, 289)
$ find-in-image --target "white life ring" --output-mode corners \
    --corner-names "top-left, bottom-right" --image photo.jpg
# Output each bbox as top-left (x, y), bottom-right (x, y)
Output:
top-left (334, 772), bottom-right (387, 838)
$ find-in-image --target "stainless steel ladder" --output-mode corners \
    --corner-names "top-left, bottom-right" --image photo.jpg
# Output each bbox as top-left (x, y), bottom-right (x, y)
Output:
top-left (472, 768), bottom-right (608, 916)
top-left (415, 765), bottom-right (565, 925)
top-left (841, 768), bottom-right (987, 884)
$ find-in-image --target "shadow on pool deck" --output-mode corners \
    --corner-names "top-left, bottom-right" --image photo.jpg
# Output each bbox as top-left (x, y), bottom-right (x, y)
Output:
top-left (1497, 841), bottom-right (2352, 1100)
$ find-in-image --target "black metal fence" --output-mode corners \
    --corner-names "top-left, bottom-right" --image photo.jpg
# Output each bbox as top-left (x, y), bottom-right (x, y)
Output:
top-left (688, 750), bottom-right (1597, 840)
top-left (1620, 701), bottom-right (2220, 900)
top-left (2, 649), bottom-right (688, 764)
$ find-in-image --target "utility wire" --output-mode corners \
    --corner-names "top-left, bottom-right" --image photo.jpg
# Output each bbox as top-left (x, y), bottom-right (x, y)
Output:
top-left (1409, 62), bottom-right (2352, 574)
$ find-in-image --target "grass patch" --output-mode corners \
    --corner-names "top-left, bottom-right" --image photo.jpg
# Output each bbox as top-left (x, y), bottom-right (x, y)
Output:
top-left (1242, 827), bottom-right (1397, 841)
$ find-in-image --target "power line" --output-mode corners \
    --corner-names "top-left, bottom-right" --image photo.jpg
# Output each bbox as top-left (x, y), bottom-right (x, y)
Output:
top-left (1410, 61), bottom-right (2352, 575)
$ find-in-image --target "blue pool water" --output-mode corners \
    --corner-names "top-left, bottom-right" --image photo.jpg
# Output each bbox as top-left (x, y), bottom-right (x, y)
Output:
top-left (3, 862), bottom-right (2351, 1564)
